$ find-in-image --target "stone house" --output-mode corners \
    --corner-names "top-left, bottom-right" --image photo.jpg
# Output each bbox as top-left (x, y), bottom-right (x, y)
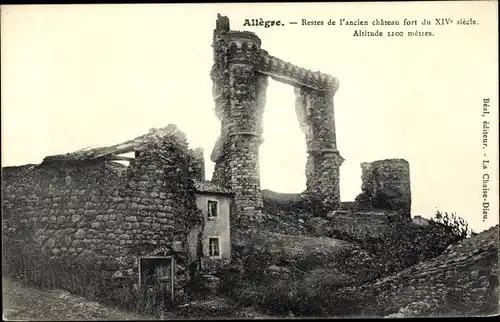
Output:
top-left (1, 125), bottom-right (232, 304)
top-left (188, 180), bottom-right (233, 273)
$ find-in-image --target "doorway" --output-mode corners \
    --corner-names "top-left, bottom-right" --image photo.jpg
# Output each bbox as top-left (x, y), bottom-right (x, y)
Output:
top-left (139, 256), bottom-right (175, 303)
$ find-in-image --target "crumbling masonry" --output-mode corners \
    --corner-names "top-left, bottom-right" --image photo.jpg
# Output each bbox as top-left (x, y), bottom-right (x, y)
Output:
top-left (355, 159), bottom-right (412, 218)
top-left (210, 15), bottom-right (344, 224)
top-left (1, 125), bottom-right (206, 300)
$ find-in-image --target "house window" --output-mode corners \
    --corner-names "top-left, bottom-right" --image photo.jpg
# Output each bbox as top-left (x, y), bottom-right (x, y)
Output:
top-left (208, 237), bottom-right (220, 257)
top-left (207, 200), bottom-right (218, 219)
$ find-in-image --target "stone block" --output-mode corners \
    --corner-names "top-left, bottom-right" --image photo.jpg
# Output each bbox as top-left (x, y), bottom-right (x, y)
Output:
top-left (75, 229), bottom-right (86, 239)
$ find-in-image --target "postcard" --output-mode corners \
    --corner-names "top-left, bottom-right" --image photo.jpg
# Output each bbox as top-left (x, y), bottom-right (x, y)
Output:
top-left (1, 2), bottom-right (498, 320)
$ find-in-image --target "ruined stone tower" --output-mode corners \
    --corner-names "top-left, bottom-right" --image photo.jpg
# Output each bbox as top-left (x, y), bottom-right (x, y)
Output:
top-left (355, 158), bottom-right (412, 218)
top-left (210, 14), bottom-right (343, 226)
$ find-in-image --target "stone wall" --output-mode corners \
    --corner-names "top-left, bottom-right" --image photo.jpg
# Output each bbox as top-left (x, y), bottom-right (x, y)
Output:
top-left (326, 211), bottom-right (398, 240)
top-left (210, 15), bottom-right (232, 190)
top-left (189, 147), bottom-right (206, 181)
top-left (354, 158), bottom-right (411, 218)
top-left (360, 225), bottom-right (499, 317)
top-left (307, 211), bottom-right (404, 243)
top-left (1, 126), bottom-right (204, 301)
top-left (295, 87), bottom-right (343, 213)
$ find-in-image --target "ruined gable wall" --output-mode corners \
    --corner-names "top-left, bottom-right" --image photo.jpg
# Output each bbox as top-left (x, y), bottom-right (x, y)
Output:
top-left (2, 132), bottom-right (203, 302)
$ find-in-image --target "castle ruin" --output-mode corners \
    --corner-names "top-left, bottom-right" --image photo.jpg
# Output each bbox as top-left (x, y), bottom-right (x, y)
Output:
top-left (1, 14), bottom-right (416, 308)
top-left (209, 15), bottom-right (344, 224)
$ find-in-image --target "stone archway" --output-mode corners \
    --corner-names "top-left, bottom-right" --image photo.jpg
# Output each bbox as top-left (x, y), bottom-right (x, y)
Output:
top-left (209, 14), bottom-right (344, 225)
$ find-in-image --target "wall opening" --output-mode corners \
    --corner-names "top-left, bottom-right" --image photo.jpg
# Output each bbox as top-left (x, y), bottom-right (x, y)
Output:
top-left (260, 78), bottom-right (307, 194)
top-left (113, 151), bottom-right (135, 167)
top-left (138, 256), bottom-right (175, 302)
top-left (208, 237), bottom-right (221, 258)
top-left (207, 200), bottom-right (218, 219)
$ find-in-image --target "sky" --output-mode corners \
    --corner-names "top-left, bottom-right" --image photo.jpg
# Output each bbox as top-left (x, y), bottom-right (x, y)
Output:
top-left (1, 2), bottom-right (498, 233)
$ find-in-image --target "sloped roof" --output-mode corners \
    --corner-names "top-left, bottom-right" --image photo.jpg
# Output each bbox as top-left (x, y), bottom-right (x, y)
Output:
top-left (193, 180), bottom-right (232, 196)
top-left (41, 124), bottom-right (187, 164)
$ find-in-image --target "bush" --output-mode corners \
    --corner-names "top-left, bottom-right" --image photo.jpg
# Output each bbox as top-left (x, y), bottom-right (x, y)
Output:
top-left (2, 243), bottom-right (173, 317)
top-left (345, 210), bottom-right (476, 278)
top-left (231, 275), bottom-right (375, 318)
top-left (430, 210), bottom-right (476, 239)
top-left (296, 284), bottom-right (376, 317)
top-left (215, 262), bottom-right (245, 297)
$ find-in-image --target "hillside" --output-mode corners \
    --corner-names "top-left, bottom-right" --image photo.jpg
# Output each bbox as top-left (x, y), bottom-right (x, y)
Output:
top-left (342, 225), bottom-right (499, 317)
top-left (375, 224), bottom-right (499, 317)
top-left (222, 202), bottom-right (498, 319)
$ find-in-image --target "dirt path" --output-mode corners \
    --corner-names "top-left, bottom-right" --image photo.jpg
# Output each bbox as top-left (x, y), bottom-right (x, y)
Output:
top-left (174, 296), bottom-right (275, 319)
top-left (2, 278), bottom-right (150, 321)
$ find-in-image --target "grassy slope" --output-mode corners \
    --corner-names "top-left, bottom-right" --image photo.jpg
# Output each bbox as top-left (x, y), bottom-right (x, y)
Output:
top-left (234, 230), bottom-right (357, 271)
top-left (2, 278), bottom-right (152, 321)
top-left (2, 278), bottom-right (275, 320)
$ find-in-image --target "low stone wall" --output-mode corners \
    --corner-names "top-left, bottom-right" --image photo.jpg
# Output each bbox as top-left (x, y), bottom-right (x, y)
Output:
top-left (326, 211), bottom-right (398, 240)
top-left (1, 127), bottom-right (204, 303)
